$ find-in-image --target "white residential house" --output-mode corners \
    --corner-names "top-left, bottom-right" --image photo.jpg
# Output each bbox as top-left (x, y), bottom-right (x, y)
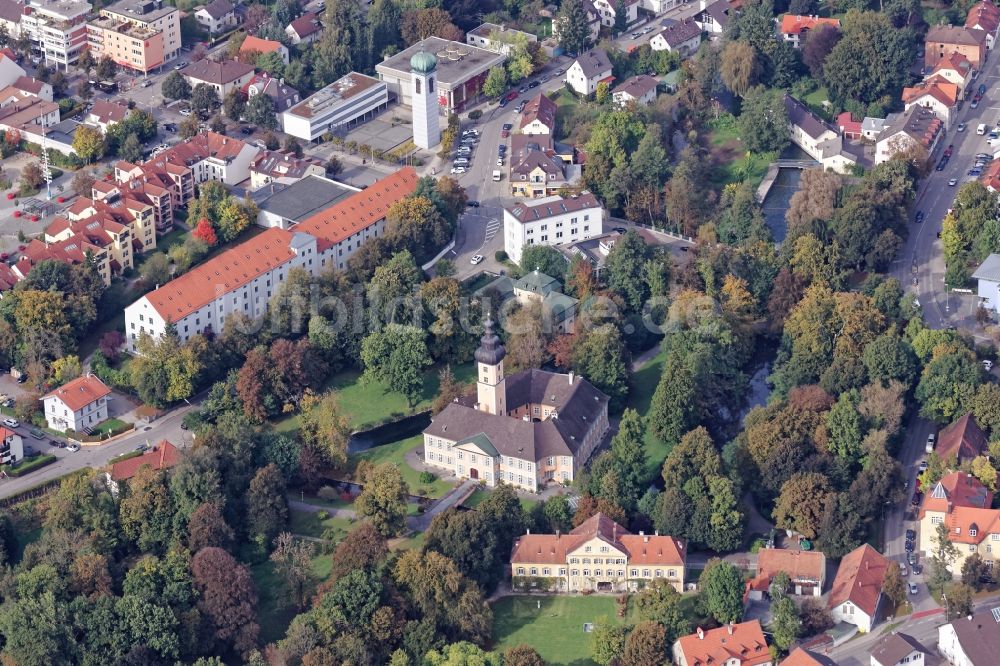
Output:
top-left (875, 106), bottom-right (944, 165)
top-left (0, 426), bottom-right (24, 465)
top-left (592, 0), bottom-right (638, 28)
top-left (938, 606), bottom-right (1000, 666)
top-left (181, 59), bottom-right (255, 97)
top-left (649, 19), bottom-right (702, 56)
top-left (902, 77), bottom-right (959, 128)
top-left (827, 544), bottom-right (889, 633)
top-left (611, 74), bottom-right (658, 106)
top-left (504, 193), bottom-right (604, 265)
top-left (285, 12), bottom-right (323, 45)
top-left (565, 49), bottom-right (613, 96)
top-left (194, 0), bottom-right (236, 34)
top-left (784, 93), bottom-right (860, 173)
top-left (0, 0), bottom-right (22, 40)
top-left (518, 93), bottom-right (557, 135)
top-left (639, 0), bottom-right (682, 14)
top-left (42, 375), bottom-right (112, 433)
top-left (553, 1), bottom-right (601, 44)
top-left (973, 254), bottom-right (1000, 312)
top-left (870, 633), bottom-right (928, 666)
top-left (466, 23), bottom-right (537, 55)
top-left (695, 0), bottom-right (733, 35)
top-left (0, 53), bottom-right (25, 88)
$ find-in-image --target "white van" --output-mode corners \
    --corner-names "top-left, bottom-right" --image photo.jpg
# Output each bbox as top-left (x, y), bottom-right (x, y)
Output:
top-left (925, 433), bottom-right (936, 453)
top-left (492, 170), bottom-right (502, 181)
top-left (978, 123), bottom-right (988, 135)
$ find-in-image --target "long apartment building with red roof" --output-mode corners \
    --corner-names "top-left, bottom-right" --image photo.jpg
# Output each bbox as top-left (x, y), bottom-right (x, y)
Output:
top-left (123, 167), bottom-right (419, 352)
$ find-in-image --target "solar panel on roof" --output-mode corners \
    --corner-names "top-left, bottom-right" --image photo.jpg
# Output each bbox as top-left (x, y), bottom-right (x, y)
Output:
top-left (992, 606), bottom-right (1000, 623)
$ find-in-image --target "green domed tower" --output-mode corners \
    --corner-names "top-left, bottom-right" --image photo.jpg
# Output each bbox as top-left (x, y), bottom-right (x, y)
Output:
top-left (410, 49), bottom-right (440, 149)
top-left (410, 50), bottom-right (437, 74)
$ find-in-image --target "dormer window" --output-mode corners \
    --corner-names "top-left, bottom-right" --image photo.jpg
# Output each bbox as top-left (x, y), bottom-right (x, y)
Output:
top-left (971, 529), bottom-right (978, 537)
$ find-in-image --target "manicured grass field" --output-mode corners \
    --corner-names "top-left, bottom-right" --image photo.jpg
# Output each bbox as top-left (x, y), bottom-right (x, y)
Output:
top-left (492, 596), bottom-right (639, 665)
top-left (626, 347), bottom-right (671, 481)
top-left (275, 362), bottom-right (475, 433)
top-left (288, 508), bottom-right (356, 540)
top-left (90, 417), bottom-right (130, 436)
top-left (463, 488), bottom-right (539, 511)
top-left (347, 434), bottom-right (455, 499)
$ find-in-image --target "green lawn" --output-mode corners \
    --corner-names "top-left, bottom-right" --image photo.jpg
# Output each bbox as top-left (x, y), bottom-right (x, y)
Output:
top-left (803, 86), bottom-right (833, 121)
top-left (492, 596), bottom-right (640, 665)
top-left (705, 114), bottom-right (776, 189)
top-left (274, 362), bottom-right (475, 433)
top-left (464, 488), bottom-right (539, 511)
top-left (288, 508), bottom-right (356, 540)
top-left (626, 347), bottom-right (671, 481)
top-left (89, 417), bottom-right (130, 436)
top-left (347, 434), bottom-right (455, 499)
top-left (251, 547), bottom-right (335, 645)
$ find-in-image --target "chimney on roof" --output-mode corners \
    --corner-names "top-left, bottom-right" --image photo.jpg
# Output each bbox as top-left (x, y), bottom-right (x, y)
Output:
top-left (526, 528), bottom-right (530, 535)
top-left (556, 530), bottom-right (560, 539)
top-left (697, 627), bottom-right (704, 640)
top-left (728, 622), bottom-right (734, 635)
top-left (568, 371), bottom-right (574, 385)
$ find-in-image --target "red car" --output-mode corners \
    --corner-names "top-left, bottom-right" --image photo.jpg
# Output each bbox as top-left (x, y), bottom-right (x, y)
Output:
top-left (505, 90), bottom-right (519, 102)
top-left (944, 144), bottom-right (954, 158)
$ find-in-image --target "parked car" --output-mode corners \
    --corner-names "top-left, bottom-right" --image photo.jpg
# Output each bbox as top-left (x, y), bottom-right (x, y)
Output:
top-left (926, 433), bottom-right (936, 453)
top-left (970, 168), bottom-right (984, 176)
top-left (905, 539), bottom-right (915, 552)
top-left (984, 359), bottom-right (994, 371)
top-left (944, 144), bottom-right (954, 158)
top-left (1, 418), bottom-right (19, 428)
top-left (505, 91), bottom-right (519, 102)
top-left (466, 200), bottom-right (480, 207)
top-left (499, 96), bottom-right (510, 108)
top-left (47, 438), bottom-right (60, 447)
top-left (912, 564), bottom-right (923, 575)
top-left (915, 211), bottom-right (924, 223)
top-left (958, 123), bottom-right (967, 132)
top-left (908, 582), bottom-right (918, 595)
top-left (949, 178), bottom-right (958, 186)
top-left (972, 97), bottom-right (981, 109)
top-left (470, 254), bottom-right (484, 265)
top-left (906, 529), bottom-right (917, 540)
top-left (16, 374), bottom-right (26, 384)
top-left (516, 100), bottom-right (526, 113)
top-left (179, 108), bottom-right (192, 116)
top-left (980, 83), bottom-right (988, 96)
top-left (528, 80), bottom-right (540, 88)
top-left (28, 428), bottom-right (43, 439)
top-left (450, 166), bottom-right (467, 174)
top-left (23, 446), bottom-right (39, 458)
top-left (67, 443), bottom-right (80, 452)
top-left (911, 491), bottom-right (922, 506)
top-left (900, 564), bottom-right (908, 576)
top-left (918, 459), bottom-right (928, 472)
top-left (240, 126), bottom-right (254, 135)
top-left (907, 551), bottom-right (917, 566)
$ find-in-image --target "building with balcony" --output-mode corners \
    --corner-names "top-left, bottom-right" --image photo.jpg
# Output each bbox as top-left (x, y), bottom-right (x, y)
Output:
top-left (0, 0), bottom-right (23, 40)
top-left (194, 0), bottom-right (235, 35)
top-left (504, 192), bottom-right (603, 265)
top-left (20, 0), bottom-right (92, 69)
top-left (282, 71), bottom-right (388, 142)
top-left (42, 374), bottom-right (112, 433)
top-left (87, 0), bottom-right (180, 74)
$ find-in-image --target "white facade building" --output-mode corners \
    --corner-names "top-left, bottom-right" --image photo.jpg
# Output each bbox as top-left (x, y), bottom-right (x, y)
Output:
top-left (125, 169), bottom-right (419, 351)
top-left (21, 0), bottom-right (92, 69)
top-left (973, 254), bottom-right (1000, 312)
top-left (592, 0), bottom-right (638, 28)
top-left (0, 426), bottom-right (24, 465)
top-left (410, 51), bottom-right (440, 149)
top-left (41, 374), bottom-right (112, 433)
top-left (938, 606), bottom-right (1000, 666)
top-left (565, 49), bottom-right (613, 96)
top-left (282, 71), bottom-right (388, 142)
top-left (504, 193), bottom-right (604, 266)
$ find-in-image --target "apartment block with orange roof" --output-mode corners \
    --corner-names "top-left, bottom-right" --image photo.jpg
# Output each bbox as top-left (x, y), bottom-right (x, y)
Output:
top-left (13, 235), bottom-right (113, 285)
top-left (673, 621), bottom-right (772, 666)
top-left (86, 0), bottom-right (180, 74)
top-left (931, 52), bottom-right (975, 96)
top-left (510, 513), bottom-right (685, 593)
top-left (919, 471), bottom-right (1000, 574)
top-left (925, 25), bottom-right (987, 69)
top-left (123, 168), bottom-right (419, 352)
top-left (778, 14), bottom-right (841, 48)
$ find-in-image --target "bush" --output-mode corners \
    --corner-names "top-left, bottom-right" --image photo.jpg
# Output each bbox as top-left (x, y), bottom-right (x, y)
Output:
top-left (469, 110), bottom-right (483, 120)
top-left (4, 454), bottom-right (56, 477)
top-left (316, 510), bottom-right (329, 520)
top-left (419, 471), bottom-right (437, 484)
top-left (317, 485), bottom-right (338, 501)
top-left (108, 450), bottom-right (145, 465)
top-left (495, 250), bottom-right (508, 262)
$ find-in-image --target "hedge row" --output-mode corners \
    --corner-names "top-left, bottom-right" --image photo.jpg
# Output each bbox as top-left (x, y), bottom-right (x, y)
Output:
top-left (5, 454), bottom-right (57, 477)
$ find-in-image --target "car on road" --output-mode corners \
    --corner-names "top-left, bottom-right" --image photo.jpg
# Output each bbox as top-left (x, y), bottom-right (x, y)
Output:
top-left (470, 254), bottom-right (484, 265)
top-left (47, 438), bottom-right (61, 447)
top-left (936, 159), bottom-right (947, 171)
top-left (630, 31), bottom-right (641, 38)
top-left (467, 200), bottom-right (480, 207)
top-left (906, 529), bottom-right (917, 540)
top-left (528, 80), bottom-right (540, 88)
top-left (919, 459), bottom-right (929, 472)
top-left (450, 166), bottom-right (467, 174)
top-left (28, 428), bottom-right (43, 439)
top-left (912, 564), bottom-right (923, 575)
top-left (970, 168), bottom-right (983, 176)
top-left (944, 144), bottom-right (954, 158)
top-left (926, 432), bottom-right (936, 453)
top-left (518, 85), bottom-right (528, 93)
top-left (915, 211), bottom-right (924, 223)
top-left (516, 100), bottom-right (527, 113)
top-left (540, 75), bottom-right (550, 83)
top-left (949, 178), bottom-right (958, 186)
top-left (958, 123), bottom-right (967, 132)
top-left (908, 582), bottom-right (918, 595)
top-left (911, 491), bottom-right (922, 506)
top-left (240, 126), bottom-right (254, 135)
top-left (980, 83), bottom-right (988, 96)
top-left (985, 359), bottom-right (995, 371)
top-left (67, 443), bottom-right (80, 452)
top-left (2, 418), bottom-right (19, 428)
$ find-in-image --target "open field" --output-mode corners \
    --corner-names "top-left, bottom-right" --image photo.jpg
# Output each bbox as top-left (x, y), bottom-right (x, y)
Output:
top-left (346, 434), bottom-right (455, 499)
top-left (626, 347), bottom-right (670, 481)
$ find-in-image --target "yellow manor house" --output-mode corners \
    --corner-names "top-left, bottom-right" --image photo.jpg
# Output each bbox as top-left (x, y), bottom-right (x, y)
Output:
top-left (510, 513), bottom-right (686, 593)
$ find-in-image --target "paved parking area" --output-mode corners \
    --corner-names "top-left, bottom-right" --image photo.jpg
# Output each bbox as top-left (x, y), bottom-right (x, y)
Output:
top-left (340, 112), bottom-right (415, 153)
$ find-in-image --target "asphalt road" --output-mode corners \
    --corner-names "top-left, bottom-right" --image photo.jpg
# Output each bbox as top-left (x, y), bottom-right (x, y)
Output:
top-left (893, 52), bottom-right (1000, 336)
top-left (0, 402), bottom-right (197, 499)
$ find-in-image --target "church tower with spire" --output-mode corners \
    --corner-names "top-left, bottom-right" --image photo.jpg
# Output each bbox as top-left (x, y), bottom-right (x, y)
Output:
top-left (475, 319), bottom-right (506, 416)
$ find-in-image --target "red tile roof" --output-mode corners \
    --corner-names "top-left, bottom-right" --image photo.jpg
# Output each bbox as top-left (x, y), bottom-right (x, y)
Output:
top-left (110, 440), bottom-right (182, 481)
top-left (902, 78), bottom-right (959, 108)
top-left (0, 426), bottom-right (14, 440)
top-left (143, 226), bottom-right (296, 321)
top-left (288, 12), bottom-right (322, 38)
top-left (936, 413), bottom-right (988, 464)
top-left (675, 621), bottom-right (771, 666)
top-left (827, 544), bottom-right (889, 616)
top-left (967, 1), bottom-right (1000, 35)
top-left (294, 166), bottom-right (418, 246)
top-left (240, 35), bottom-right (284, 56)
top-left (780, 14), bottom-right (840, 35)
top-left (42, 375), bottom-right (112, 412)
top-left (754, 548), bottom-right (826, 586)
top-left (519, 92), bottom-right (557, 131)
top-left (933, 51), bottom-right (974, 78)
top-left (781, 647), bottom-right (836, 666)
top-left (921, 471), bottom-right (993, 517)
top-left (510, 512), bottom-right (685, 566)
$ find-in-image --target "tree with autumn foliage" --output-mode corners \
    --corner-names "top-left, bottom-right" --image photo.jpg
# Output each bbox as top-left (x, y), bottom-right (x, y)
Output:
top-left (192, 218), bottom-right (218, 246)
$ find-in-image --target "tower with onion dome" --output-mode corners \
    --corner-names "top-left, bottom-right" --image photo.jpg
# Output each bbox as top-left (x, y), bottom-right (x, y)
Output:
top-left (475, 319), bottom-right (506, 416)
top-left (410, 49), bottom-right (440, 149)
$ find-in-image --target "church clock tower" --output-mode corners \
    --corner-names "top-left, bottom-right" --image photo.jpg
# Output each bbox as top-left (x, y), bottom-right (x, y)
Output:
top-left (475, 319), bottom-right (506, 416)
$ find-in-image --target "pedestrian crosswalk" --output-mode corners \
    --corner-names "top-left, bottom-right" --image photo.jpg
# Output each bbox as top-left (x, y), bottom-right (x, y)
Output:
top-left (484, 218), bottom-right (501, 243)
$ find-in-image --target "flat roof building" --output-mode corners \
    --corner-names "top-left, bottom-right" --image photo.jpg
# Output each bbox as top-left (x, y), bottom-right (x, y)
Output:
top-left (253, 174), bottom-right (359, 229)
top-left (87, 0), bottom-right (181, 73)
top-left (21, 0), bottom-right (92, 69)
top-left (504, 193), bottom-right (603, 265)
top-left (375, 36), bottom-right (506, 113)
top-left (282, 71), bottom-right (388, 142)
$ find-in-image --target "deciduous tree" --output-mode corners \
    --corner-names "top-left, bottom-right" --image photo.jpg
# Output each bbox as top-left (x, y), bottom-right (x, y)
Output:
top-left (356, 462), bottom-right (409, 537)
